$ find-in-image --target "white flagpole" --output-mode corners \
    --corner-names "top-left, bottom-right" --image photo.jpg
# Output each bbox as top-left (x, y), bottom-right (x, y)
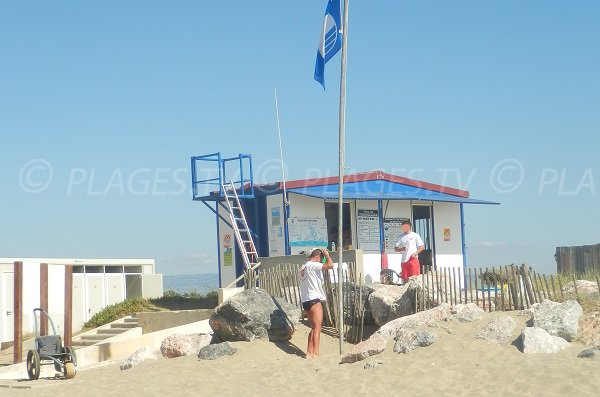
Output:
top-left (337, 0), bottom-right (349, 355)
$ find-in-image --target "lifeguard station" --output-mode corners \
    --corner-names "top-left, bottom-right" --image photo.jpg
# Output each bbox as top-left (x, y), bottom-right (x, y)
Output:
top-left (191, 152), bottom-right (259, 288)
top-left (191, 152), bottom-right (499, 289)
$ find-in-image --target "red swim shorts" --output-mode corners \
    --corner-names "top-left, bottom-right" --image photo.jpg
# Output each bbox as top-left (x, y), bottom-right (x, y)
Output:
top-left (401, 257), bottom-right (421, 281)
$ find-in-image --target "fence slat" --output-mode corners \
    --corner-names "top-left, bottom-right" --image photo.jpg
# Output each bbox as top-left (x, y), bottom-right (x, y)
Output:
top-left (474, 268), bottom-right (480, 309)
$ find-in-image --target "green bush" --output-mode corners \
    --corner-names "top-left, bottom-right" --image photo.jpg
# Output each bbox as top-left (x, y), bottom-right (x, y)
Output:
top-left (81, 290), bottom-right (218, 330)
top-left (82, 298), bottom-right (156, 330)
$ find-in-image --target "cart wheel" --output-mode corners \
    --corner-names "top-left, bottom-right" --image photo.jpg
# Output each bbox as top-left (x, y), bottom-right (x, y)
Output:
top-left (63, 362), bottom-right (76, 379)
top-left (64, 346), bottom-right (78, 367)
top-left (26, 350), bottom-right (41, 380)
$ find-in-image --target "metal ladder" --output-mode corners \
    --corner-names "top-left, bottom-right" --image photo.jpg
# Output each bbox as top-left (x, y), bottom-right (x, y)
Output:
top-left (222, 180), bottom-right (259, 275)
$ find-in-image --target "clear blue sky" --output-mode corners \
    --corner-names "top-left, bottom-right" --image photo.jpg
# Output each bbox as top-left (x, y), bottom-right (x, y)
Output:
top-left (1, 1), bottom-right (598, 275)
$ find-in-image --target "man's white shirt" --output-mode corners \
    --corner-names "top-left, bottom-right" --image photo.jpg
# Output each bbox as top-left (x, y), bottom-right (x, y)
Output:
top-left (395, 232), bottom-right (425, 263)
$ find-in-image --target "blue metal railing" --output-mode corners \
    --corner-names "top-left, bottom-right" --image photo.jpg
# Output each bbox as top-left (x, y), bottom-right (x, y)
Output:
top-left (191, 152), bottom-right (254, 200)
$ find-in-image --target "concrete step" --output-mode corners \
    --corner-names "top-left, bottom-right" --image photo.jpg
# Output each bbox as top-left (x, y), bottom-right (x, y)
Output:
top-left (80, 334), bottom-right (110, 341)
top-left (71, 340), bottom-right (97, 348)
top-left (96, 328), bottom-right (125, 335)
top-left (123, 317), bottom-right (139, 323)
top-left (110, 322), bottom-right (138, 329)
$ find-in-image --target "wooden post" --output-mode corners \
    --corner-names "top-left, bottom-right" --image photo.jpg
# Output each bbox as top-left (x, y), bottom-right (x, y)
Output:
top-left (492, 266), bottom-right (499, 311)
top-left (543, 274), bottom-right (552, 301)
top-left (474, 268), bottom-right (480, 308)
top-left (13, 261), bottom-right (23, 364)
top-left (468, 268), bottom-right (473, 304)
top-left (571, 274), bottom-right (579, 299)
top-left (499, 267), bottom-right (505, 311)
top-left (550, 275), bottom-right (558, 302)
top-left (40, 263), bottom-right (49, 336)
top-left (558, 276), bottom-right (565, 301)
top-left (64, 265), bottom-right (73, 347)
top-left (521, 265), bottom-right (535, 305)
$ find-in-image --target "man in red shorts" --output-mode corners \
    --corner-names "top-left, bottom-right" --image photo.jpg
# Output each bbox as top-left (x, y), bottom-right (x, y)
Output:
top-left (394, 220), bottom-right (425, 282)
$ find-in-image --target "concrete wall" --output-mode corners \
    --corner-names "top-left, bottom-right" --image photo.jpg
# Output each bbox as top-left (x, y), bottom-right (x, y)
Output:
top-left (136, 309), bottom-right (213, 334)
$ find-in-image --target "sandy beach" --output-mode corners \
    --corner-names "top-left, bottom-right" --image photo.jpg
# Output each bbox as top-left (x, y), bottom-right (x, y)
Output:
top-left (1, 311), bottom-right (598, 397)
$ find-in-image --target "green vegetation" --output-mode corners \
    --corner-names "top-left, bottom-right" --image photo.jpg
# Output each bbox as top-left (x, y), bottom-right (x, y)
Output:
top-left (83, 298), bottom-right (157, 330)
top-left (82, 290), bottom-right (218, 330)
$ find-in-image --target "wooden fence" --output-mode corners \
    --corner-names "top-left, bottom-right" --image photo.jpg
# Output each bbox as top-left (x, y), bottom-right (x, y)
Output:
top-left (416, 264), bottom-right (600, 312)
top-left (556, 243), bottom-right (600, 274)
top-left (246, 262), bottom-right (367, 343)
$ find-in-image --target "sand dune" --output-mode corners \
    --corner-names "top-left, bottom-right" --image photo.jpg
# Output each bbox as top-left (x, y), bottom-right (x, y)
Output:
top-left (1, 311), bottom-right (598, 397)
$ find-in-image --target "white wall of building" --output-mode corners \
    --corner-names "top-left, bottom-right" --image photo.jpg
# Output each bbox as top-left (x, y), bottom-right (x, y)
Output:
top-left (0, 259), bottom-right (161, 343)
top-left (217, 204), bottom-right (237, 288)
top-left (288, 193), bottom-right (326, 218)
top-left (432, 202), bottom-right (465, 285)
top-left (266, 193), bottom-right (286, 257)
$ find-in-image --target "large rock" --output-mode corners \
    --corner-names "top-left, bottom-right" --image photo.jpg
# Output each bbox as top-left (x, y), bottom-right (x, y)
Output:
top-left (368, 281), bottom-right (421, 327)
top-left (453, 303), bottom-right (485, 323)
top-left (376, 303), bottom-right (453, 339)
top-left (393, 329), bottom-right (436, 354)
top-left (578, 310), bottom-right (600, 347)
top-left (209, 288), bottom-right (300, 342)
top-left (577, 345), bottom-right (600, 359)
top-left (120, 347), bottom-right (156, 370)
top-left (337, 283), bottom-right (381, 326)
top-left (198, 342), bottom-right (237, 360)
top-left (520, 327), bottom-right (569, 354)
top-left (476, 316), bottom-right (517, 345)
top-left (530, 299), bottom-right (583, 342)
top-left (160, 334), bottom-right (213, 358)
top-left (340, 335), bottom-right (387, 364)
top-left (562, 280), bottom-right (599, 296)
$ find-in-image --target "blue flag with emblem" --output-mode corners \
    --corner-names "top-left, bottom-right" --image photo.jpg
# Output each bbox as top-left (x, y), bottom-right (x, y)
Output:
top-left (314, 0), bottom-right (343, 89)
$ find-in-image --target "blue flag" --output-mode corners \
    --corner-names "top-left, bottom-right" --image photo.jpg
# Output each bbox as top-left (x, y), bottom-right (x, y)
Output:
top-left (314, 0), bottom-right (342, 89)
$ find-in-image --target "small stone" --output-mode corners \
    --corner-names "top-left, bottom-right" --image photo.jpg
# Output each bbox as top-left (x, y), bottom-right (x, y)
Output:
top-left (376, 304), bottom-right (452, 339)
top-left (120, 347), bottom-right (155, 370)
top-left (363, 360), bottom-right (383, 370)
top-left (393, 329), bottom-right (436, 354)
top-left (160, 334), bottom-right (213, 358)
top-left (453, 303), bottom-right (485, 323)
top-left (577, 345), bottom-right (600, 359)
top-left (476, 316), bottom-right (517, 345)
top-left (340, 335), bottom-right (387, 364)
top-left (198, 342), bottom-right (237, 360)
top-left (520, 327), bottom-right (569, 354)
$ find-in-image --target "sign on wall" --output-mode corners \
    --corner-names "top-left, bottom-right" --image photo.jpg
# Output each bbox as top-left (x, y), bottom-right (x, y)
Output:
top-left (269, 206), bottom-right (285, 256)
top-left (223, 233), bottom-right (233, 266)
top-left (443, 227), bottom-right (451, 242)
top-left (383, 217), bottom-right (410, 250)
top-left (356, 209), bottom-right (380, 251)
top-left (288, 217), bottom-right (328, 252)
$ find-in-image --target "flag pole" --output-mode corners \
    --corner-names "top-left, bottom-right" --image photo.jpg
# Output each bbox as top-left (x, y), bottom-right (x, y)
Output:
top-left (337, 0), bottom-right (349, 355)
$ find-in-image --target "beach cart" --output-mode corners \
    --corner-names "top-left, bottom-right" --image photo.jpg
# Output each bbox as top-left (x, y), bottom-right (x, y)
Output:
top-left (26, 308), bottom-right (77, 380)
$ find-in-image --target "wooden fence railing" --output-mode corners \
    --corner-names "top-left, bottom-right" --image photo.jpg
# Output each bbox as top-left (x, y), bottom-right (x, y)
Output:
top-left (416, 264), bottom-right (600, 312)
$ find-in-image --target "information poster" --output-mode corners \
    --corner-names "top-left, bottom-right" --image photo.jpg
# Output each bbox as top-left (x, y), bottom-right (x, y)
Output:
top-left (223, 233), bottom-right (233, 266)
top-left (269, 206), bottom-right (284, 256)
top-left (357, 209), bottom-right (380, 251)
top-left (288, 217), bottom-right (328, 253)
top-left (383, 217), bottom-right (410, 250)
